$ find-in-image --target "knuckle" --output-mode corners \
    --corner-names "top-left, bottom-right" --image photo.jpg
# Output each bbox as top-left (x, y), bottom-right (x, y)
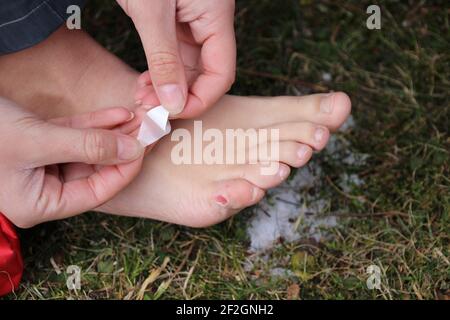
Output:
top-left (83, 130), bottom-right (111, 163)
top-left (148, 51), bottom-right (179, 77)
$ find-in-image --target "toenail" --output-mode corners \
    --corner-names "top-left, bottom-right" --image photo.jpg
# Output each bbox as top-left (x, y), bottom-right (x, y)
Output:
top-left (314, 127), bottom-right (326, 142)
top-left (215, 195), bottom-right (229, 207)
top-left (297, 145), bottom-right (310, 159)
top-left (320, 93), bottom-right (334, 114)
top-left (278, 166), bottom-right (290, 179)
top-left (251, 187), bottom-right (259, 202)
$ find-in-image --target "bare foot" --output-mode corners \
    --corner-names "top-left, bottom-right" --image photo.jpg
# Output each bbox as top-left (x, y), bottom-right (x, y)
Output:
top-left (0, 27), bottom-right (351, 227)
top-left (100, 92), bottom-right (351, 227)
top-left (0, 27), bottom-right (137, 118)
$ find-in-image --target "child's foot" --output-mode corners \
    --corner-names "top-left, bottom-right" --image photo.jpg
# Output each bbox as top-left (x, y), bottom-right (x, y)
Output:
top-left (0, 28), bottom-right (138, 118)
top-left (99, 92), bottom-right (351, 227)
top-left (0, 27), bottom-right (351, 227)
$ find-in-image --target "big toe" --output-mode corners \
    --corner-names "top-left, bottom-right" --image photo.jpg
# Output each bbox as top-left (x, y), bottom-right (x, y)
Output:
top-left (265, 92), bottom-right (352, 131)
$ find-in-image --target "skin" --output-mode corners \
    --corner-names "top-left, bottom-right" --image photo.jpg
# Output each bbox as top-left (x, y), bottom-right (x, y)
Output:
top-left (0, 0), bottom-right (238, 229)
top-left (100, 92), bottom-right (351, 227)
top-left (0, 27), bottom-right (351, 228)
top-left (116, 0), bottom-right (236, 116)
top-left (0, 101), bottom-right (144, 228)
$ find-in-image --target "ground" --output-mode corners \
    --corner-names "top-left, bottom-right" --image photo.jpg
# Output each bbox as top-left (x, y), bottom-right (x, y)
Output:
top-left (6, 0), bottom-right (450, 299)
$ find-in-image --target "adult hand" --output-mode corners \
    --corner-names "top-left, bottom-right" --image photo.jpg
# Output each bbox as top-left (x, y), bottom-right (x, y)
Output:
top-left (0, 98), bottom-right (145, 228)
top-left (117, 0), bottom-right (236, 117)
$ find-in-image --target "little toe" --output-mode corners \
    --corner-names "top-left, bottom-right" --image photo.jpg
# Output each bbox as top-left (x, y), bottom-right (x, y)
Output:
top-left (213, 179), bottom-right (265, 211)
top-left (187, 179), bottom-right (265, 227)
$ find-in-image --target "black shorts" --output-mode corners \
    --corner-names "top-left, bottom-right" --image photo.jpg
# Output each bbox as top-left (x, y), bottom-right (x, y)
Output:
top-left (0, 0), bottom-right (86, 55)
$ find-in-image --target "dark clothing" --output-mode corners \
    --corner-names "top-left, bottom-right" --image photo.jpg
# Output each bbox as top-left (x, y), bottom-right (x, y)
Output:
top-left (0, 0), bottom-right (86, 54)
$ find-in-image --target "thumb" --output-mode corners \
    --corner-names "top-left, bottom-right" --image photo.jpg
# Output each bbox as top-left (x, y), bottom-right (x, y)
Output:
top-left (27, 122), bottom-right (144, 167)
top-left (132, 0), bottom-right (187, 115)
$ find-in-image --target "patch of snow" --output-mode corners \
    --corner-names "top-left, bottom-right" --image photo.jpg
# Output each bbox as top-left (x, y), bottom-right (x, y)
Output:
top-left (247, 163), bottom-right (337, 251)
top-left (339, 173), bottom-right (364, 193)
top-left (270, 267), bottom-right (295, 278)
top-left (339, 115), bottom-right (355, 132)
top-left (247, 116), bottom-right (366, 252)
top-left (322, 72), bottom-right (333, 82)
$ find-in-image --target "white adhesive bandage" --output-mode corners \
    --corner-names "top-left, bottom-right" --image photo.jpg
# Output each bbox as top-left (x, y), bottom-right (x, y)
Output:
top-left (137, 105), bottom-right (172, 147)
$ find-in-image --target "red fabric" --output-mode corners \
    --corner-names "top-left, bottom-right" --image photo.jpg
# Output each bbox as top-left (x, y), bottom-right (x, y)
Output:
top-left (0, 213), bottom-right (23, 296)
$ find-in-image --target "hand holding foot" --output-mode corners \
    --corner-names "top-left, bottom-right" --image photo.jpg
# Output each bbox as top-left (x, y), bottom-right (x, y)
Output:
top-left (0, 100), bottom-right (144, 228)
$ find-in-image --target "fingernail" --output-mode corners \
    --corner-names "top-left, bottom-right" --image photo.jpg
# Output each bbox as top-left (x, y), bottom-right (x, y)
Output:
top-left (314, 127), bottom-right (326, 143)
top-left (135, 100), bottom-right (142, 105)
top-left (297, 145), bottom-right (310, 159)
top-left (117, 136), bottom-right (144, 161)
top-left (320, 93), bottom-right (334, 114)
top-left (157, 84), bottom-right (185, 115)
top-left (215, 195), bottom-right (229, 207)
top-left (127, 111), bottom-right (135, 122)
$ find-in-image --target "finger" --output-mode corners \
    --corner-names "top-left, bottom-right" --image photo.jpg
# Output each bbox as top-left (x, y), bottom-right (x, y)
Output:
top-left (115, 105), bottom-right (153, 135)
top-left (136, 61), bottom-right (201, 108)
top-left (133, 0), bottom-right (187, 115)
top-left (61, 163), bottom-right (96, 182)
top-left (137, 71), bottom-right (151, 88)
top-left (179, 16), bottom-right (236, 118)
top-left (50, 107), bottom-right (134, 129)
top-left (135, 84), bottom-right (156, 103)
top-left (24, 123), bottom-right (144, 167)
top-left (41, 156), bottom-right (144, 222)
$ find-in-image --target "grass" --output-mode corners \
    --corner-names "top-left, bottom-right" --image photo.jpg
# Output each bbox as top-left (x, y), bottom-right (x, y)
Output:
top-left (6, 0), bottom-right (449, 299)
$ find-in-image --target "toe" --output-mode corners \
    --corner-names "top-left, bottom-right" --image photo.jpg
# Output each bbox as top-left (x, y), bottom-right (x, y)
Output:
top-left (269, 92), bottom-right (352, 131)
top-left (248, 140), bottom-right (313, 168)
top-left (312, 92), bottom-right (352, 130)
top-left (196, 179), bottom-right (265, 227)
top-left (265, 121), bottom-right (330, 150)
top-left (188, 179), bottom-right (265, 228)
top-left (213, 179), bottom-right (265, 211)
top-left (230, 163), bottom-right (291, 189)
top-left (275, 142), bottom-right (313, 168)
